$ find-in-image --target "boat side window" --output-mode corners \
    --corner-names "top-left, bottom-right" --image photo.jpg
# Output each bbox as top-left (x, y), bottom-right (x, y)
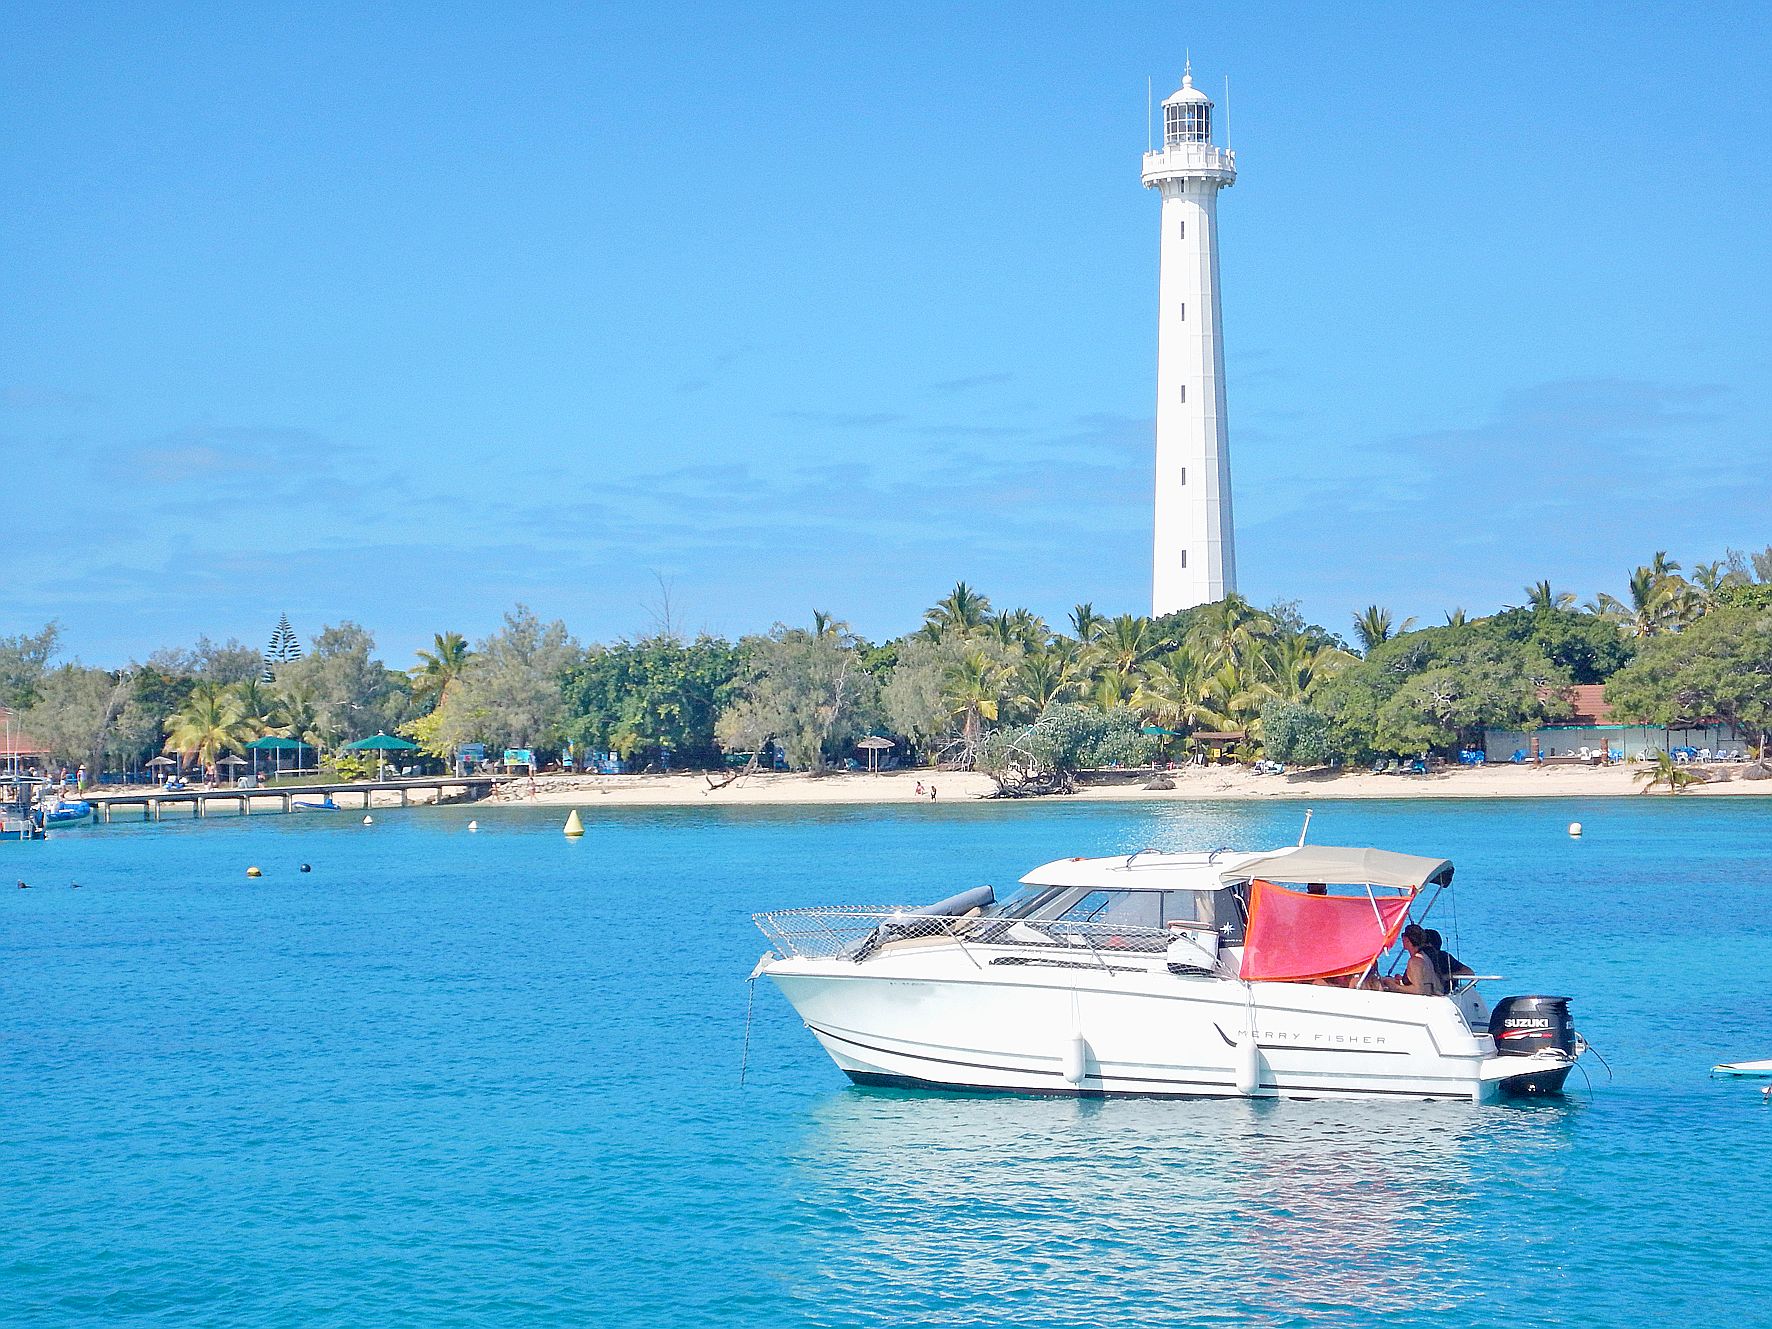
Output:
top-left (1162, 887), bottom-right (1247, 943)
top-left (1056, 890), bottom-right (1163, 929)
top-left (987, 886), bottom-right (1065, 919)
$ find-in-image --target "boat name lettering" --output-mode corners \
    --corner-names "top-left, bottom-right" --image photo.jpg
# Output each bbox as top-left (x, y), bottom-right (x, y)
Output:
top-left (1239, 1028), bottom-right (1387, 1047)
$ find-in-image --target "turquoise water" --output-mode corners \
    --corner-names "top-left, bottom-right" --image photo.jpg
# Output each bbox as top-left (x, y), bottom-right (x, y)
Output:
top-left (3, 798), bottom-right (1770, 1326)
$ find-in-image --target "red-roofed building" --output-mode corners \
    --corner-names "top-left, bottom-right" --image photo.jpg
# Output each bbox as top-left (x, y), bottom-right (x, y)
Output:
top-left (0, 707), bottom-right (48, 760)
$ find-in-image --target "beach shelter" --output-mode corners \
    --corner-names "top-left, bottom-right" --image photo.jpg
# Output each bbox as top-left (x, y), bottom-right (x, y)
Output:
top-left (856, 735), bottom-right (895, 775)
top-left (246, 735), bottom-right (310, 781)
top-left (345, 732), bottom-right (419, 780)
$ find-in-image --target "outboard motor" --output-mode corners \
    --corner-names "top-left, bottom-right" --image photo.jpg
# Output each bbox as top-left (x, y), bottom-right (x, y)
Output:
top-left (1490, 995), bottom-right (1580, 1095)
top-left (1489, 995), bottom-right (1576, 1057)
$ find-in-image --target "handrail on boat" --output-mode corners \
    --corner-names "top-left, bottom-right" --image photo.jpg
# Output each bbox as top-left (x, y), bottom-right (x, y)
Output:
top-left (753, 906), bottom-right (1178, 966)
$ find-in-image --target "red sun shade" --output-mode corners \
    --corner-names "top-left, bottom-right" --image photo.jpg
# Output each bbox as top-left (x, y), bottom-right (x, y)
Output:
top-left (1238, 879), bottom-right (1414, 983)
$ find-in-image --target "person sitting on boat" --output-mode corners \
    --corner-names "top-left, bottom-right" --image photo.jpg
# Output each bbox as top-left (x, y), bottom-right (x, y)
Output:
top-left (1423, 928), bottom-right (1474, 989)
top-left (1381, 926), bottom-right (1445, 996)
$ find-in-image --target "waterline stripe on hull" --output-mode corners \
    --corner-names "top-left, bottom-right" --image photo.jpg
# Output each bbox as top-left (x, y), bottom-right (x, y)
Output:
top-left (810, 1025), bottom-right (1476, 1102)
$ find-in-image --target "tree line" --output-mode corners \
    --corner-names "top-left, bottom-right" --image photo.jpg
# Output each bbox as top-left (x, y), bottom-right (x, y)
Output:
top-left (4, 546), bottom-right (1769, 783)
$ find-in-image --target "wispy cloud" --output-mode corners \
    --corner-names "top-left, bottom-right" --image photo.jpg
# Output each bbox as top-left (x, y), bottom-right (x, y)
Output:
top-left (928, 372), bottom-right (1013, 394)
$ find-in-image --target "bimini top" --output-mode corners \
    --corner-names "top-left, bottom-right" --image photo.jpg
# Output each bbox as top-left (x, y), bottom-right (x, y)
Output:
top-left (1229, 845), bottom-right (1453, 892)
top-left (1020, 845), bottom-right (1452, 894)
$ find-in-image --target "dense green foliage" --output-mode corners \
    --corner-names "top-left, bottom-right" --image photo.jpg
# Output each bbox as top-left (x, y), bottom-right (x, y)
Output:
top-left (9, 543), bottom-right (1771, 783)
top-left (561, 635), bottom-right (739, 767)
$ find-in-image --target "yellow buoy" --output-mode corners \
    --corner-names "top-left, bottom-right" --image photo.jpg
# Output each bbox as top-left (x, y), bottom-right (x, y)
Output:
top-left (246, 866), bottom-right (263, 878)
top-left (564, 809), bottom-right (585, 837)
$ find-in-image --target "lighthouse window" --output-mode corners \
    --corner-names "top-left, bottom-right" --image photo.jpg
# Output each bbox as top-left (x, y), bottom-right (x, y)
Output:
top-left (1179, 467), bottom-right (1187, 485)
top-left (1180, 551), bottom-right (1189, 568)
top-left (1179, 303), bottom-right (1186, 321)
top-left (1179, 385), bottom-right (1186, 403)
top-left (1178, 219), bottom-right (1185, 238)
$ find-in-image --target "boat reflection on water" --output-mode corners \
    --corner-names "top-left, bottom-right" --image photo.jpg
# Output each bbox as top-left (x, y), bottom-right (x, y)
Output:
top-left (785, 1088), bottom-right (1577, 1322)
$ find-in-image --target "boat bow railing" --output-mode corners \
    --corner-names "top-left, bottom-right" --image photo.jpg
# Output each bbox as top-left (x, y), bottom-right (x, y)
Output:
top-left (753, 906), bottom-right (1176, 965)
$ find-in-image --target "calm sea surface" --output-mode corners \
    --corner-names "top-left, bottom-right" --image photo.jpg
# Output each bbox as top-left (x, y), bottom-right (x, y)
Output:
top-left (3, 797), bottom-right (1770, 1326)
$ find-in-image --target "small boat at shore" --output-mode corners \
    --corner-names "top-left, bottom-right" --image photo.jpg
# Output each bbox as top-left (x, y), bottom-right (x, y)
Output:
top-left (38, 799), bottom-right (93, 828)
top-left (293, 797), bottom-right (342, 812)
top-left (753, 842), bottom-right (1586, 1104)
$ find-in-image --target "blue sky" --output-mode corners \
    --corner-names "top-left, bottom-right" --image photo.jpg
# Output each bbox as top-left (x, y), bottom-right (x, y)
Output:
top-left (4, 3), bottom-right (1769, 666)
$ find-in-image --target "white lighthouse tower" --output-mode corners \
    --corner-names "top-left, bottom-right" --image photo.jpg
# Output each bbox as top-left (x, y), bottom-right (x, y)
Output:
top-left (1143, 64), bottom-right (1237, 616)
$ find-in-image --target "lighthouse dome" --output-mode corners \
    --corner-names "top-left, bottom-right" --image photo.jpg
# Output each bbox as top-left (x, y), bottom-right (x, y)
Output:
top-left (1162, 73), bottom-right (1213, 107)
top-left (1161, 72), bottom-right (1214, 145)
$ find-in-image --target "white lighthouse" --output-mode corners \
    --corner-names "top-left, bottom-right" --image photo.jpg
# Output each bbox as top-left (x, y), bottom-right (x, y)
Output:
top-left (1143, 64), bottom-right (1237, 616)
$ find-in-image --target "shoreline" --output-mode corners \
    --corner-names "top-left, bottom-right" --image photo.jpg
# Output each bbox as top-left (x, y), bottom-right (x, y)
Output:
top-left (486, 762), bottom-right (1772, 808)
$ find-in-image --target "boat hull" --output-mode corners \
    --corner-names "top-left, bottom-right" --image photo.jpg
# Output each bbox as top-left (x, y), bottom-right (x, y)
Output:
top-left (766, 954), bottom-right (1560, 1105)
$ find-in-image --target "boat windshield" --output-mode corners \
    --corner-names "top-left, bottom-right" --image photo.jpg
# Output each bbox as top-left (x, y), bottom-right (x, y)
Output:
top-left (1006, 886), bottom-right (1247, 942)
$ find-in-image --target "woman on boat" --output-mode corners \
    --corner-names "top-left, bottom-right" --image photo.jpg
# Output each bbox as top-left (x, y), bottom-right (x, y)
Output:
top-left (1381, 926), bottom-right (1446, 997)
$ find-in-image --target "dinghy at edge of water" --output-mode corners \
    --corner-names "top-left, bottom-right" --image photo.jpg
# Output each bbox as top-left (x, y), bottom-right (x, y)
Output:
top-left (1712, 1058), bottom-right (1772, 1078)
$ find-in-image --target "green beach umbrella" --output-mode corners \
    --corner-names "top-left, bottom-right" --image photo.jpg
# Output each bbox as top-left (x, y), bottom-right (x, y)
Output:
top-left (345, 732), bottom-right (420, 781)
top-left (344, 734), bottom-right (419, 752)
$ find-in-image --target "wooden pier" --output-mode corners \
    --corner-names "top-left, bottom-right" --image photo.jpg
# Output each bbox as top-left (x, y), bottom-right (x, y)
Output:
top-left (81, 776), bottom-right (502, 823)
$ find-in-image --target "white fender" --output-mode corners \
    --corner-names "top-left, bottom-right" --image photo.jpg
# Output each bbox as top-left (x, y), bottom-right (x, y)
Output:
top-left (1235, 1037), bottom-right (1262, 1096)
top-left (1062, 1035), bottom-right (1089, 1086)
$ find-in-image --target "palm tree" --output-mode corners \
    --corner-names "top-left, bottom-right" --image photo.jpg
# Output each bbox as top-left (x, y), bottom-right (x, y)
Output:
top-left (1352, 606), bottom-right (1414, 654)
top-left (1587, 554), bottom-right (1693, 637)
top-left (924, 582), bottom-right (992, 639)
top-left (1186, 595), bottom-right (1276, 673)
top-left (1634, 751), bottom-right (1703, 794)
top-left (1099, 614), bottom-right (1156, 676)
top-left (1444, 608), bottom-right (1467, 628)
top-left (232, 677), bottom-right (281, 734)
top-left (272, 681), bottom-right (328, 753)
top-left (1264, 636), bottom-right (1355, 704)
top-left (1012, 651), bottom-right (1076, 717)
top-left (164, 682), bottom-right (253, 776)
top-left (1069, 602), bottom-right (1107, 644)
top-left (1133, 649), bottom-right (1213, 731)
top-left (1089, 668), bottom-right (1139, 711)
top-left (412, 631), bottom-right (473, 705)
top-left (941, 649), bottom-right (1008, 745)
top-left (1524, 581), bottom-right (1576, 612)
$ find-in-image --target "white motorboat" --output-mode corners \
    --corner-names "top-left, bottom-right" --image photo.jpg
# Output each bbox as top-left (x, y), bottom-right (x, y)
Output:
top-left (753, 844), bottom-right (1584, 1104)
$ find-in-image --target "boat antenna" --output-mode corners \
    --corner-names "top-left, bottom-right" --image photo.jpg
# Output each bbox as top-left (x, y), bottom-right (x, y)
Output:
top-left (1297, 809), bottom-right (1313, 847)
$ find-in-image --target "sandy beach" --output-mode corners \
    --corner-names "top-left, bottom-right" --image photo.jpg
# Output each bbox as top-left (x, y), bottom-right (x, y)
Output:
top-left (488, 761), bottom-right (1772, 808)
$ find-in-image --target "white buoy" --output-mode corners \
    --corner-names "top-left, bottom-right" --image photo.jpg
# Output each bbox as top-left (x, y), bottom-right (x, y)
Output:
top-left (467, 820), bottom-right (478, 832)
top-left (1568, 821), bottom-right (1583, 837)
top-left (1061, 1035), bottom-right (1088, 1086)
top-left (1235, 1038), bottom-right (1262, 1096)
top-left (363, 815), bottom-right (373, 825)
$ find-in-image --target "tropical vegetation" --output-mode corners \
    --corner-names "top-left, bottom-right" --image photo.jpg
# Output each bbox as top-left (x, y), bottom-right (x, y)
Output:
top-left (3, 544), bottom-right (1768, 785)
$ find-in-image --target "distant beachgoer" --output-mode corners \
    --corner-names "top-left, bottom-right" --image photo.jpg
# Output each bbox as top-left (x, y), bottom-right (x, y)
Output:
top-left (915, 781), bottom-right (925, 797)
top-left (930, 785), bottom-right (938, 800)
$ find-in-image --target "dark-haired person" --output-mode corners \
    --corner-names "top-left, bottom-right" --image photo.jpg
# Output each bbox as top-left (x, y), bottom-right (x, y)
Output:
top-left (1381, 926), bottom-right (1445, 997)
top-left (1424, 928), bottom-right (1474, 989)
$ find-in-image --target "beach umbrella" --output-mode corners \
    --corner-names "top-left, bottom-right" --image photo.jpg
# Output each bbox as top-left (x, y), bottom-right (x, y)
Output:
top-left (345, 732), bottom-right (419, 779)
top-left (856, 735), bottom-right (895, 775)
